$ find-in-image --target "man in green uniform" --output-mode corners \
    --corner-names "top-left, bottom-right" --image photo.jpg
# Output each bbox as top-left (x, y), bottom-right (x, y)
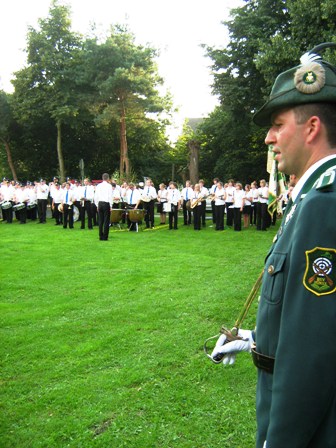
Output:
top-left (211, 43), bottom-right (336, 447)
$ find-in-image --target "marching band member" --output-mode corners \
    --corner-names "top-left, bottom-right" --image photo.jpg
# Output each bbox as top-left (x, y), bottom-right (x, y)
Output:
top-left (233, 182), bottom-right (245, 231)
top-left (127, 183), bottom-right (142, 231)
top-left (243, 184), bottom-right (253, 228)
top-left (181, 180), bottom-right (193, 225)
top-left (26, 181), bottom-right (37, 221)
top-left (225, 179), bottom-right (235, 227)
top-left (256, 179), bottom-right (269, 231)
top-left (94, 173), bottom-right (113, 240)
top-left (198, 179), bottom-right (209, 227)
top-left (214, 181), bottom-right (226, 231)
top-left (80, 178), bottom-right (95, 229)
top-left (141, 178), bottom-right (157, 228)
top-left (51, 183), bottom-right (63, 225)
top-left (157, 183), bottom-right (168, 225)
top-left (166, 181), bottom-right (180, 230)
top-left (209, 177), bottom-right (219, 224)
top-left (191, 183), bottom-right (202, 230)
top-left (111, 182), bottom-right (121, 209)
top-left (251, 180), bottom-right (259, 225)
top-left (1, 178), bottom-right (14, 223)
top-left (14, 183), bottom-right (29, 224)
top-left (61, 182), bottom-right (75, 229)
top-left (36, 179), bottom-right (49, 224)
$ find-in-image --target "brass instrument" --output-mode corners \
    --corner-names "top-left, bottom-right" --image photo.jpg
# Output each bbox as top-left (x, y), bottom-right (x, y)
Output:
top-left (204, 270), bottom-right (264, 364)
top-left (191, 195), bottom-right (204, 209)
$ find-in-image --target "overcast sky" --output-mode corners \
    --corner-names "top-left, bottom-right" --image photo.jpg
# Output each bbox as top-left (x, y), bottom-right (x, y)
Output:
top-left (0, 0), bottom-right (242, 139)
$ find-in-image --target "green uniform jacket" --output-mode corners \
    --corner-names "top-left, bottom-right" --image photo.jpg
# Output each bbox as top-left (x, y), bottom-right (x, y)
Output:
top-left (256, 157), bottom-right (336, 448)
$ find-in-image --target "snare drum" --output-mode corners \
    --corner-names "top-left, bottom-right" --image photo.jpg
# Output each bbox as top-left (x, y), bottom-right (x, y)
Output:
top-left (1, 201), bottom-right (13, 210)
top-left (27, 201), bottom-right (37, 210)
top-left (13, 203), bottom-right (26, 211)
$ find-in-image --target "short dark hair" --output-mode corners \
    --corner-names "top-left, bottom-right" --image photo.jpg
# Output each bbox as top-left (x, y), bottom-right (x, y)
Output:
top-left (294, 103), bottom-right (336, 147)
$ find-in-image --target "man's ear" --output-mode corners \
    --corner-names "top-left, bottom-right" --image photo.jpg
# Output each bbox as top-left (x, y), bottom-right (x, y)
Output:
top-left (305, 115), bottom-right (321, 144)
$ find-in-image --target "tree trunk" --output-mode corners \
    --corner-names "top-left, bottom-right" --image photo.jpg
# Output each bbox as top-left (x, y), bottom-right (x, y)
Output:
top-left (188, 140), bottom-right (200, 185)
top-left (119, 101), bottom-right (130, 179)
top-left (2, 139), bottom-right (18, 181)
top-left (56, 119), bottom-right (65, 182)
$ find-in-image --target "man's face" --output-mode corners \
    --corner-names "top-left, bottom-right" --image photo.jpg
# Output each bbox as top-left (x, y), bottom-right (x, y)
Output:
top-left (265, 109), bottom-right (307, 176)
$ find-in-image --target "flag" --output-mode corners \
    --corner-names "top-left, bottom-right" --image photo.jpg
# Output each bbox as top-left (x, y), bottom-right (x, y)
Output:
top-left (267, 145), bottom-right (286, 217)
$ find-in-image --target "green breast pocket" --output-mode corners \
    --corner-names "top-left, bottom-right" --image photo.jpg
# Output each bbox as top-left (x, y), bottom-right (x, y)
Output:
top-left (262, 253), bottom-right (287, 305)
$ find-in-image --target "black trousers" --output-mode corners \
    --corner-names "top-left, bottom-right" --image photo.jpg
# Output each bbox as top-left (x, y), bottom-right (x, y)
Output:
top-left (98, 201), bottom-right (110, 240)
top-left (54, 203), bottom-right (62, 224)
top-left (233, 207), bottom-right (242, 231)
top-left (257, 203), bottom-right (269, 230)
top-left (215, 205), bottom-right (225, 230)
top-left (193, 205), bottom-right (202, 230)
top-left (81, 201), bottom-right (93, 229)
top-left (183, 200), bottom-right (192, 225)
top-left (63, 204), bottom-right (74, 228)
top-left (18, 206), bottom-right (27, 224)
top-left (144, 200), bottom-right (155, 227)
top-left (168, 204), bottom-right (178, 229)
top-left (37, 199), bottom-right (48, 223)
top-left (211, 200), bottom-right (216, 223)
top-left (226, 202), bottom-right (233, 226)
top-left (200, 201), bottom-right (206, 226)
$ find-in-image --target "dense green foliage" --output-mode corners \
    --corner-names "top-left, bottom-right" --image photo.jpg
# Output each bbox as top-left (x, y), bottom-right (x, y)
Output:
top-left (196, 0), bottom-right (336, 184)
top-left (1, 216), bottom-right (278, 447)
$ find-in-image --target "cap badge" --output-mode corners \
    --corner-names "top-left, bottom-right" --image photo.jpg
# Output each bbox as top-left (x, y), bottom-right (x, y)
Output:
top-left (294, 62), bottom-right (325, 94)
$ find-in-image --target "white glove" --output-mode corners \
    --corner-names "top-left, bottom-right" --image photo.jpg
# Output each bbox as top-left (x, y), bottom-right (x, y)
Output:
top-left (211, 329), bottom-right (253, 366)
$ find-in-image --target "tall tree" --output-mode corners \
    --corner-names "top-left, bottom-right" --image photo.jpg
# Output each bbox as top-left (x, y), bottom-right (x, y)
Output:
top-left (0, 92), bottom-right (18, 180)
top-left (83, 26), bottom-right (172, 179)
top-left (12, 0), bottom-right (83, 181)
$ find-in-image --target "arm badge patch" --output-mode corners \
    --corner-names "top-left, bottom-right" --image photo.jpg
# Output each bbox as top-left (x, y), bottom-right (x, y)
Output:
top-left (303, 248), bottom-right (336, 296)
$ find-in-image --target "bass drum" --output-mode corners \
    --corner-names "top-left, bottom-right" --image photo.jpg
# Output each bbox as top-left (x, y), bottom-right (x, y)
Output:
top-left (73, 205), bottom-right (80, 222)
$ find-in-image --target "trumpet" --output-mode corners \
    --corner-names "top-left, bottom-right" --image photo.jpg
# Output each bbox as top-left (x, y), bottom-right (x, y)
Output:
top-left (204, 270), bottom-right (264, 364)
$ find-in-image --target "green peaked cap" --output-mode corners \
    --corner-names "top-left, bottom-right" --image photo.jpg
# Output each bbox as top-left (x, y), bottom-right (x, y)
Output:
top-left (253, 42), bottom-right (336, 126)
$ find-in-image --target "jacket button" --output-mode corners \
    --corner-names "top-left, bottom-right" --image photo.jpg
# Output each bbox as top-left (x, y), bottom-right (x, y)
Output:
top-left (268, 265), bottom-right (275, 275)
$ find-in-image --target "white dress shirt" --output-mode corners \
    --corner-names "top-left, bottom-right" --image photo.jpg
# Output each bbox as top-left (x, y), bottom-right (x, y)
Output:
top-left (94, 181), bottom-right (113, 207)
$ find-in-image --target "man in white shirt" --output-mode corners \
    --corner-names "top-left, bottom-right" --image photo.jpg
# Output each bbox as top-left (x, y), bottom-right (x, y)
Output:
top-left (199, 179), bottom-right (209, 227)
top-left (140, 178), bottom-right (157, 228)
top-left (181, 180), bottom-right (193, 225)
top-left (80, 178), bottom-right (95, 230)
top-left (61, 182), bottom-right (75, 229)
top-left (94, 173), bottom-right (113, 240)
top-left (36, 178), bottom-right (49, 224)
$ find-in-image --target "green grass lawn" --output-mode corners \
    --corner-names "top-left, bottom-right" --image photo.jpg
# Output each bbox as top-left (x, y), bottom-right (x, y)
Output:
top-left (0, 216), bottom-right (278, 447)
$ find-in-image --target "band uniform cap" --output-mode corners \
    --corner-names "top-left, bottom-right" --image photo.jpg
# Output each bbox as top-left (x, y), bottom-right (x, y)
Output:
top-left (253, 42), bottom-right (336, 126)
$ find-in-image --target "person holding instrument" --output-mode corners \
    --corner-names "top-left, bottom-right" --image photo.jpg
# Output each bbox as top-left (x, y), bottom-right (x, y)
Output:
top-left (211, 43), bottom-right (336, 448)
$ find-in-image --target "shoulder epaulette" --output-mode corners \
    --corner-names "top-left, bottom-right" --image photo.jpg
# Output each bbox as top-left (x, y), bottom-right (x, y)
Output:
top-left (314, 165), bottom-right (336, 190)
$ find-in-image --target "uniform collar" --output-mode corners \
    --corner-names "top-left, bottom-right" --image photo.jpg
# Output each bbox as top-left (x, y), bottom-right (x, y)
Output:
top-left (291, 154), bottom-right (336, 202)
